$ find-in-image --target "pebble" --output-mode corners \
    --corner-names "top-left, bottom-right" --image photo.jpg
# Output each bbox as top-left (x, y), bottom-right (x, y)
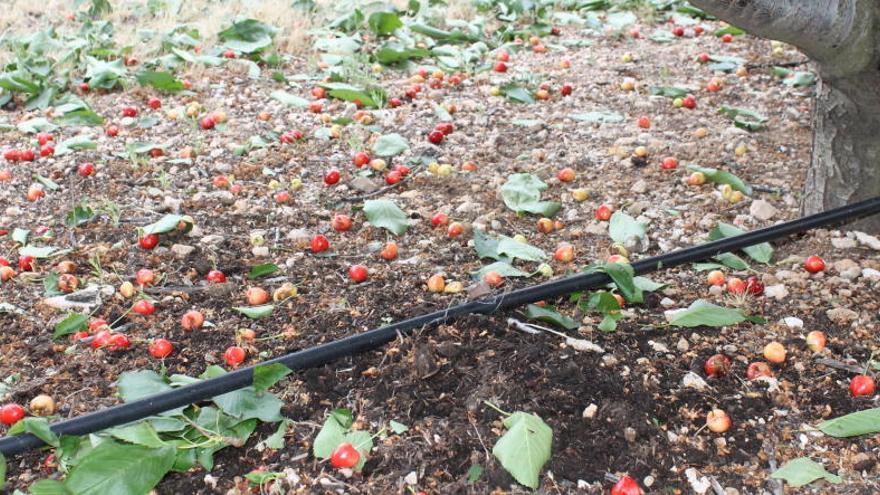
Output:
top-left (862, 268), bottom-right (880, 281)
top-left (200, 235), bottom-right (225, 246)
top-left (782, 317), bottom-right (803, 328)
top-left (676, 337), bottom-right (689, 352)
top-left (682, 372), bottom-right (708, 391)
top-left (834, 259), bottom-right (861, 280)
top-left (764, 284), bottom-right (788, 300)
top-left (855, 231), bottom-right (880, 250)
top-left (252, 246), bottom-right (270, 257)
top-left (601, 354), bottom-right (618, 367)
top-left (171, 244), bottom-right (195, 258)
top-left (649, 340), bottom-right (669, 353)
top-left (623, 427), bottom-right (637, 443)
top-left (826, 307), bottom-right (858, 324)
top-left (630, 179), bottom-right (648, 193)
top-left (749, 199), bottom-right (777, 221)
top-left (582, 403), bottom-right (598, 419)
top-left (831, 237), bottom-right (858, 249)
top-left (660, 297), bottom-right (676, 307)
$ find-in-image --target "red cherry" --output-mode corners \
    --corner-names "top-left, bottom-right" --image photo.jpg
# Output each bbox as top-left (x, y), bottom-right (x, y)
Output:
top-left (431, 212), bottom-right (449, 227)
top-left (308, 101), bottom-right (323, 113)
top-left (850, 375), bottom-right (875, 397)
top-left (78, 162), bottom-right (96, 177)
top-left (149, 338), bottom-right (173, 359)
top-left (746, 362), bottom-right (773, 380)
top-left (78, 82), bottom-right (90, 92)
top-left (682, 95), bottom-right (697, 109)
top-left (721, 33), bottom-right (733, 43)
top-left (353, 152), bottom-right (370, 167)
top-left (595, 204), bottom-right (613, 221)
top-left (132, 299), bottom-right (156, 315)
top-left (427, 130), bottom-right (444, 144)
top-left (637, 116), bottom-right (651, 129)
top-left (311, 235), bottom-right (329, 253)
top-left (672, 26), bottom-right (684, 37)
top-left (324, 169), bottom-right (341, 185)
top-left (224, 346), bottom-right (246, 366)
top-left (804, 255), bottom-right (826, 273)
top-left (704, 354), bottom-right (732, 377)
top-left (0, 404), bottom-right (26, 426)
top-left (389, 97), bottom-right (402, 108)
top-left (206, 270), bottom-right (226, 283)
top-left (493, 61), bottom-right (507, 73)
top-left (311, 86), bottom-right (326, 99)
top-left (495, 50), bottom-right (510, 62)
top-left (560, 84), bottom-right (572, 96)
top-left (139, 233), bottom-right (159, 250)
top-left (697, 52), bottom-right (710, 63)
top-left (330, 442), bottom-right (361, 468)
top-left (18, 255), bottom-right (35, 271)
top-left (200, 116), bottom-right (216, 129)
top-left (611, 475), bottom-right (642, 495)
top-left (136, 268), bottom-right (156, 286)
top-left (36, 133), bottom-right (53, 145)
top-left (348, 265), bottom-right (368, 283)
top-left (107, 333), bottom-right (130, 351)
top-left (106, 125), bottom-right (119, 137)
top-left (434, 122), bottom-right (454, 135)
top-left (3, 149), bottom-right (20, 162)
top-left (20, 150), bottom-right (35, 161)
top-left (147, 97), bottom-right (162, 109)
top-left (121, 106), bottom-right (138, 117)
top-left (660, 157), bottom-right (678, 170)
top-left (332, 214), bottom-right (353, 232)
top-left (39, 145), bottom-right (54, 157)
top-left (223, 49), bottom-right (236, 59)
top-left (90, 330), bottom-right (112, 349)
top-left (745, 276), bottom-right (764, 296)
top-left (385, 170), bottom-right (402, 185)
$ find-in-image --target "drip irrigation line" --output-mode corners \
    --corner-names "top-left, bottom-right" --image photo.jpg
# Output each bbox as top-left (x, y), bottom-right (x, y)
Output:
top-left (2, 197), bottom-right (879, 457)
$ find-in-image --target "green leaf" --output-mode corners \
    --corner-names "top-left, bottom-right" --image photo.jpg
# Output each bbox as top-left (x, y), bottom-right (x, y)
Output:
top-left (367, 11), bottom-right (403, 35)
top-left (389, 420), bottom-right (408, 434)
top-left (142, 214), bottom-right (193, 235)
top-left (713, 252), bottom-right (750, 270)
top-left (233, 305), bottom-right (275, 319)
top-left (467, 464), bottom-right (483, 483)
top-left (313, 408), bottom-right (353, 459)
top-left (107, 422), bottom-right (167, 448)
top-left (372, 133), bottom-right (410, 157)
top-left (473, 229), bottom-right (509, 262)
top-left (501, 85), bottom-right (534, 104)
top-left (602, 262), bottom-right (642, 303)
top-left (770, 457), bottom-right (842, 487)
top-left (783, 71), bottom-right (816, 87)
top-left (7, 417), bottom-right (58, 447)
top-left (18, 246), bottom-right (61, 259)
top-left (65, 205), bottom-right (95, 228)
top-left (492, 411), bottom-right (552, 489)
top-left (53, 313), bottom-right (88, 339)
top-left (568, 111), bottom-right (624, 123)
top-left (211, 387), bottom-right (283, 422)
top-left (53, 136), bottom-right (97, 156)
top-left (524, 304), bottom-right (578, 330)
top-left (363, 199), bottom-right (410, 235)
top-left (85, 57), bottom-right (126, 90)
top-left (260, 418), bottom-right (292, 450)
top-left (668, 299), bottom-right (746, 328)
top-left (472, 261), bottom-right (530, 279)
top-left (17, 117), bottom-right (57, 134)
top-left (117, 370), bottom-right (172, 402)
top-left (63, 441), bottom-right (175, 495)
top-left (718, 106), bottom-right (768, 131)
top-left (135, 70), bottom-right (184, 93)
top-left (56, 110), bottom-right (104, 127)
top-left (649, 86), bottom-right (690, 98)
top-left (686, 164), bottom-right (752, 195)
top-left (715, 25), bottom-right (745, 36)
top-left (319, 83), bottom-right (382, 108)
top-left (342, 430), bottom-right (373, 471)
top-left (375, 43), bottom-right (429, 65)
top-left (218, 18), bottom-right (278, 53)
top-left (633, 276), bottom-right (665, 292)
top-left (817, 408), bottom-right (880, 438)
top-left (0, 453), bottom-right (4, 491)
top-left (500, 173), bottom-right (561, 217)
top-left (708, 223), bottom-right (773, 263)
top-left (707, 54), bottom-right (746, 72)
top-left (43, 272), bottom-right (62, 297)
top-left (28, 479), bottom-right (72, 494)
top-left (34, 174), bottom-right (60, 191)
top-left (248, 263), bottom-right (279, 279)
top-left (253, 363), bottom-right (292, 393)
top-left (270, 90), bottom-right (309, 108)
top-left (497, 237), bottom-right (547, 262)
top-left (608, 211), bottom-right (646, 245)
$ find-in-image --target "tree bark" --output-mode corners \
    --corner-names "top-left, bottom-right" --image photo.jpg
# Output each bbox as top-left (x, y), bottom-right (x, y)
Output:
top-left (689, 0), bottom-right (880, 232)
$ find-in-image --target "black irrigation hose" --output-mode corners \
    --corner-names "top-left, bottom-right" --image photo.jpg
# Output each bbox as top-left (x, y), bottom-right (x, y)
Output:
top-left (3, 197), bottom-right (880, 457)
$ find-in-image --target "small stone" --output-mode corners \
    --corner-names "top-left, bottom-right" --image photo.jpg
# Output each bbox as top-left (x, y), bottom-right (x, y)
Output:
top-left (403, 471), bottom-right (418, 485)
top-left (643, 476), bottom-right (654, 488)
top-left (855, 231), bottom-right (880, 250)
top-left (623, 427), bottom-right (637, 443)
top-left (826, 307), bottom-right (859, 325)
top-left (170, 244), bottom-right (195, 258)
top-left (582, 403), bottom-right (598, 419)
top-left (862, 268), bottom-right (880, 281)
top-left (764, 284), bottom-right (788, 300)
top-left (831, 237), bottom-right (858, 249)
top-left (834, 259), bottom-right (861, 280)
top-left (682, 372), bottom-right (708, 391)
top-left (781, 316), bottom-right (803, 328)
top-left (630, 179), bottom-right (648, 193)
top-left (708, 285), bottom-right (724, 296)
top-left (749, 199), bottom-right (777, 221)
top-left (200, 235), bottom-right (225, 246)
top-left (252, 246), bottom-right (270, 257)
top-left (676, 337), bottom-right (689, 352)
top-left (649, 340), bottom-right (669, 353)
top-left (602, 354), bottom-right (619, 367)
top-left (349, 176), bottom-right (378, 193)
top-left (660, 297), bottom-right (676, 307)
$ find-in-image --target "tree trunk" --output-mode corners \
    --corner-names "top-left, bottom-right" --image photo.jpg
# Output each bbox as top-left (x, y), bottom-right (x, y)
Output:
top-left (804, 72), bottom-right (880, 232)
top-left (689, 0), bottom-right (880, 232)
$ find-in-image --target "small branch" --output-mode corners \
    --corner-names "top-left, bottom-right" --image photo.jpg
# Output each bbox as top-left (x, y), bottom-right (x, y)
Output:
top-left (814, 357), bottom-right (863, 374)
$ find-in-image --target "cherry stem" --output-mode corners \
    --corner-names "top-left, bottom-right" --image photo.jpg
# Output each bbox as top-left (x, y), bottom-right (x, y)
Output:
top-left (482, 400), bottom-right (511, 417)
top-left (863, 351), bottom-right (876, 376)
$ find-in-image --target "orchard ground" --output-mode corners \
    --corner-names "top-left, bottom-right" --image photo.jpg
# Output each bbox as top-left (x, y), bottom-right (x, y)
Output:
top-left (0, 1), bottom-right (879, 494)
